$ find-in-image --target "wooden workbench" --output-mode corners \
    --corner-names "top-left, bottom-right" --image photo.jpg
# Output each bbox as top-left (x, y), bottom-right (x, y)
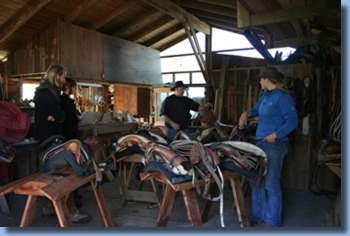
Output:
top-left (79, 122), bottom-right (138, 138)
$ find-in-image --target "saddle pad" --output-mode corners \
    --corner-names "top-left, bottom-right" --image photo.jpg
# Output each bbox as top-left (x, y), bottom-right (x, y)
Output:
top-left (142, 161), bottom-right (192, 184)
top-left (219, 158), bottom-right (257, 178)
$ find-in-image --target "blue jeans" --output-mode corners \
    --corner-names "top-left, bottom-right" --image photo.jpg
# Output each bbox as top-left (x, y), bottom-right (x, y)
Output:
top-left (165, 127), bottom-right (190, 141)
top-left (41, 150), bottom-right (94, 176)
top-left (249, 140), bottom-right (289, 226)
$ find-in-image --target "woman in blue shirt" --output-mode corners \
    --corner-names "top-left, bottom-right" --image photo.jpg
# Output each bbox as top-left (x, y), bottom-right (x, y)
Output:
top-left (239, 67), bottom-right (298, 227)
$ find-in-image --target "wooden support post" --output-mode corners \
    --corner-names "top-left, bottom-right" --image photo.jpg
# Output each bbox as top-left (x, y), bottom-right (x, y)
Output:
top-left (157, 184), bottom-right (176, 227)
top-left (90, 180), bottom-right (115, 227)
top-left (182, 188), bottom-right (203, 227)
top-left (242, 70), bottom-right (249, 112)
top-left (20, 195), bottom-right (38, 227)
top-left (229, 177), bottom-right (250, 227)
top-left (217, 57), bottom-right (229, 121)
top-left (52, 197), bottom-right (72, 227)
top-left (184, 23), bottom-right (216, 89)
top-left (247, 85), bottom-right (252, 110)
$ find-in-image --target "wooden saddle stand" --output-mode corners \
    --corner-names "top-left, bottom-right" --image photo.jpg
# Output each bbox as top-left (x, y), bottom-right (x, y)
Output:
top-left (140, 169), bottom-right (250, 227)
top-left (0, 167), bottom-right (114, 227)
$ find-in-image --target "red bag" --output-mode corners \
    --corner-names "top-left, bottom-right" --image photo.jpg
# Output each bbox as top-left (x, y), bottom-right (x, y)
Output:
top-left (0, 101), bottom-right (31, 143)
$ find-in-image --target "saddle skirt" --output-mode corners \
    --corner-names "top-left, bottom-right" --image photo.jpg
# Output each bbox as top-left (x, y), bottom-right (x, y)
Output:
top-left (42, 139), bottom-right (90, 166)
top-left (42, 137), bottom-right (114, 187)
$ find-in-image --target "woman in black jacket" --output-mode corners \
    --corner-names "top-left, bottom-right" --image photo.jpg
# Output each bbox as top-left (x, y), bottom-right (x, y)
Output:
top-left (34, 64), bottom-right (66, 148)
top-left (34, 65), bottom-right (91, 224)
top-left (60, 77), bottom-right (82, 140)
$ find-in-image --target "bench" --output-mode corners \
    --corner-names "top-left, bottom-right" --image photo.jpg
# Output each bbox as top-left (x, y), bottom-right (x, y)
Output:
top-left (0, 167), bottom-right (114, 227)
top-left (139, 169), bottom-right (250, 227)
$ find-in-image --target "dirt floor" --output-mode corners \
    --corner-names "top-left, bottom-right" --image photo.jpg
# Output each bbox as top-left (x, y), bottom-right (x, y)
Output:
top-left (0, 163), bottom-right (338, 230)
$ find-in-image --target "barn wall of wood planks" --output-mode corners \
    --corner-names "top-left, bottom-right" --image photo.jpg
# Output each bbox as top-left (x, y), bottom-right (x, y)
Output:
top-left (5, 20), bottom-right (162, 86)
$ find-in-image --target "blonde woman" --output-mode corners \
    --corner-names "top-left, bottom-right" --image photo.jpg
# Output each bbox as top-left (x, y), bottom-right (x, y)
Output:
top-left (34, 64), bottom-right (67, 148)
top-left (34, 64), bottom-right (91, 224)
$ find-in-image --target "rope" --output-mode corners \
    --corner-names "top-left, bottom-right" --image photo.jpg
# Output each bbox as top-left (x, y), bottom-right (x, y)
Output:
top-left (170, 140), bottom-right (225, 227)
top-left (329, 112), bottom-right (341, 142)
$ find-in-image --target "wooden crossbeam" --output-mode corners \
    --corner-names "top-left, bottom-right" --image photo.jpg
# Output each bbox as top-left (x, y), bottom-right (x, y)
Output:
top-left (88, 0), bottom-right (139, 30)
top-left (143, 0), bottom-right (210, 35)
top-left (0, 0), bottom-right (53, 45)
top-left (238, 0), bottom-right (329, 28)
top-left (64, 0), bottom-right (99, 22)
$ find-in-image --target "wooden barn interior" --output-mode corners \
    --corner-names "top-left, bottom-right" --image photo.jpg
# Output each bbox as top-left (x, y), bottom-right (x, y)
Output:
top-left (0, 0), bottom-right (341, 228)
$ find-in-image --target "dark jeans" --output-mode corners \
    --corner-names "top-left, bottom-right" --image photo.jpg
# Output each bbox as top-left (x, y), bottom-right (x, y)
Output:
top-left (249, 139), bottom-right (289, 226)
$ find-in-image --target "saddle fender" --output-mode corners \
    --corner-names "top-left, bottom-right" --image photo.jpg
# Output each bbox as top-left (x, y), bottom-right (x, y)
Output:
top-left (221, 141), bottom-right (267, 161)
top-left (144, 143), bottom-right (191, 175)
top-left (204, 146), bottom-right (220, 165)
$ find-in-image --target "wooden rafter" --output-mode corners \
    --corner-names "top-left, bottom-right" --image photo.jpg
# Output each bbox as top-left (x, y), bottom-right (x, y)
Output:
top-left (238, 0), bottom-right (329, 28)
top-left (189, 9), bottom-right (237, 25)
top-left (126, 17), bottom-right (174, 42)
top-left (198, 0), bottom-right (237, 8)
top-left (112, 9), bottom-right (159, 36)
top-left (156, 33), bottom-right (188, 52)
top-left (143, 0), bottom-right (210, 34)
top-left (143, 24), bottom-right (184, 47)
top-left (64, 0), bottom-right (99, 23)
top-left (0, 0), bottom-right (53, 45)
top-left (88, 0), bottom-right (138, 30)
top-left (172, 0), bottom-right (237, 18)
top-left (278, 0), bottom-right (305, 37)
top-left (273, 35), bottom-right (319, 48)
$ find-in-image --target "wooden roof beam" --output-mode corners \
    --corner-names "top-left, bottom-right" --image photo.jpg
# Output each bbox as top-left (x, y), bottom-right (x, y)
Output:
top-left (273, 36), bottom-right (319, 48)
top-left (156, 33), bottom-right (188, 52)
top-left (0, 0), bottom-right (53, 45)
top-left (197, 0), bottom-right (237, 9)
top-left (64, 0), bottom-right (99, 23)
top-left (143, 0), bottom-right (210, 34)
top-left (126, 17), bottom-right (175, 42)
top-left (172, 0), bottom-right (237, 17)
top-left (238, 0), bottom-right (330, 28)
top-left (112, 9), bottom-right (159, 36)
top-left (143, 24), bottom-right (184, 47)
top-left (278, 0), bottom-right (305, 37)
top-left (88, 0), bottom-right (138, 30)
top-left (188, 9), bottom-right (237, 25)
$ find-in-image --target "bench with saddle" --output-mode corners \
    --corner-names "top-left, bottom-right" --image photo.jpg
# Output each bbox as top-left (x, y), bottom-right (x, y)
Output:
top-left (0, 135), bottom-right (117, 227)
top-left (113, 130), bottom-right (267, 227)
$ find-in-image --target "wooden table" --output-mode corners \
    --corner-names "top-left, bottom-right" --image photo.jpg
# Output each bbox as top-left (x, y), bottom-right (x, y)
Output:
top-left (79, 122), bottom-right (138, 137)
top-left (0, 167), bottom-right (114, 227)
top-left (139, 169), bottom-right (250, 227)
